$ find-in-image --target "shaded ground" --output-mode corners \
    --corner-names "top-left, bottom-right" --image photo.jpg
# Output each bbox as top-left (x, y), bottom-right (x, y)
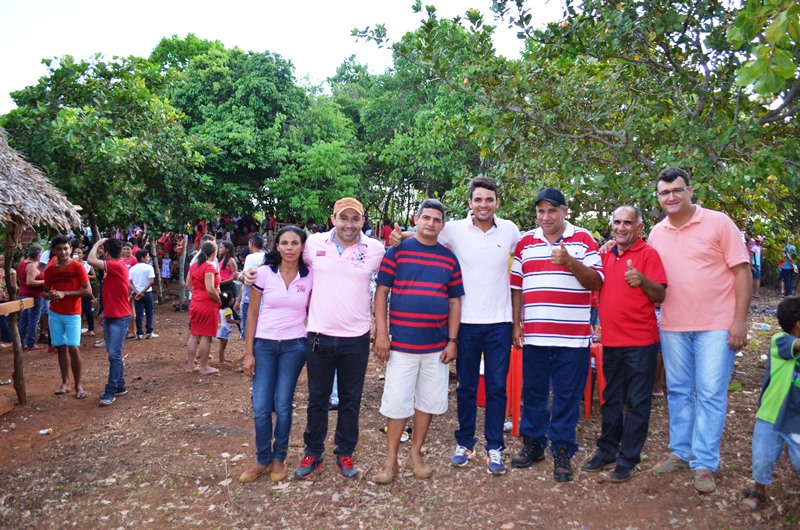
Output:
top-left (0, 288), bottom-right (798, 529)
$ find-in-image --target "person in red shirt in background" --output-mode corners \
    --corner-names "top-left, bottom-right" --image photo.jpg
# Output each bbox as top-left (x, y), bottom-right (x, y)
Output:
top-left (44, 236), bottom-right (92, 399)
top-left (582, 206), bottom-right (667, 482)
top-left (121, 242), bottom-right (138, 338)
top-left (88, 237), bottom-right (132, 407)
top-left (17, 245), bottom-right (45, 350)
top-left (380, 218), bottom-right (394, 247)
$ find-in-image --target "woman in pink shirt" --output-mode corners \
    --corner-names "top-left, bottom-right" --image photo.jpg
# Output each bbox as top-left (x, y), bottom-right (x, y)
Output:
top-left (239, 226), bottom-right (312, 484)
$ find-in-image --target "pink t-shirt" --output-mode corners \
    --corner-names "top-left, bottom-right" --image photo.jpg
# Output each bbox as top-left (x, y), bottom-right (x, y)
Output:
top-left (303, 230), bottom-right (385, 336)
top-left (648, 206), bottom-right (749, 331)
top-left (252, 265), bottom-right (313, 340)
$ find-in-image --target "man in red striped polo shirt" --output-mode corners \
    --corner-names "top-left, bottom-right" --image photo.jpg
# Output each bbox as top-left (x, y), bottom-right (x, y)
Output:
top-left (372, 199), bottom-right (465, 484)
top-left (510, 188), bottom-right (604, 482)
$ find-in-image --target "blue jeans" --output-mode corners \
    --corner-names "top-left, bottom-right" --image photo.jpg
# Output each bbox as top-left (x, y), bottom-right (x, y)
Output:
top-left (81, 296), bottom-right (95, 332)
top-left (780, 268), bottom-right (795, 296)
top-left (134, 292), bottom-right (154, 335)
top-left (455, 323), bottom-right (512, 451)
top-left (252, 337), bottom-right (307, 465)
top-left (103, 316), bottom-right (131, 396)
top-left (240, 301), bottom-right (250, 338)
top-left (660, 330), bottom-right (733, 471)
top-left (520, 345), bottom-right (590, 457)
top-left (751, 418), bottom-right (800, 485)
top-left (18, 296), bottom-right (43, 347)
top-left (303, 332), bottom-right (370, 458)
top-left (597, 344), bottom-right (658, 467)
top-left (0, 314), bottom-right (12, 343)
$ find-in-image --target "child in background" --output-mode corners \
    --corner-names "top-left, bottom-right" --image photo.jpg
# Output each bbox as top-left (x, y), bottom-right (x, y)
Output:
top-left (217, 291), bottom-right (240, 366)
top-left (741, 296), bottom-right (800, 512)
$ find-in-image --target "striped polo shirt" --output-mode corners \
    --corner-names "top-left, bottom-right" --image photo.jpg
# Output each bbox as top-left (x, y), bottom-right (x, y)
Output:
top-left (510, 221), bottom-right (603, 348)
top-left (377, 238), bottom-right (465, 354)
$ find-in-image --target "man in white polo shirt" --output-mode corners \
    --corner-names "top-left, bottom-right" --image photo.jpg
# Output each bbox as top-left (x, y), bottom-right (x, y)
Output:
top-left (294, 197), bottom-right (385, 481)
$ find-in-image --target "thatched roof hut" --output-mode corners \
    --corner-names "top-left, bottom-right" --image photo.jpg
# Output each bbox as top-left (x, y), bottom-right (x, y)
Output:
top-left (0, 129), bottom-right (82, 230)
top-left (0, 127), bottom-right (83, 406)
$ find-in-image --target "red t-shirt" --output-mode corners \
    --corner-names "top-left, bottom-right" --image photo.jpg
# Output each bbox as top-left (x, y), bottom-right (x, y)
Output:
top-left (103, 259), bottom-right (132, 318)
top-left (122, 256), bottom-right (139, 269)
top-left (17, 259), bottom-right (44, 298)
top-left (598, 238), bottom-right (667, 346)
top-left (44, 259), bottom-right (89, 315)
top-left (380, 224), bottom-right (393, 246)
top-left (190, 261), bottom-right (219, 304)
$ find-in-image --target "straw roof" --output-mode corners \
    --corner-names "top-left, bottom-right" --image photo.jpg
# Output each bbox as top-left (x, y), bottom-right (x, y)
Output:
top-left (0, 129), bottom-right (82, 231)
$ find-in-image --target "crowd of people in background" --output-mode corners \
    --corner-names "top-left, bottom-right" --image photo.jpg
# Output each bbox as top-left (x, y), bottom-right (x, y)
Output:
top-left (1, 171), bottom-right (799, 514)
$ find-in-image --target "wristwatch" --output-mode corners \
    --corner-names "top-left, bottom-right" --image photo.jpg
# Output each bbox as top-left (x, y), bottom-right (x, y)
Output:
top-left (448, 338), bottom-right (458, 344)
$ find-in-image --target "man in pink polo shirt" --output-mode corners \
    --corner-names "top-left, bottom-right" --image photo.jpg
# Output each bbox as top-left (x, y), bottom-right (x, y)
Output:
top-left (648, 167), bottom-right (751, 494)
top-left (294, 197), bottom-right (385, 480)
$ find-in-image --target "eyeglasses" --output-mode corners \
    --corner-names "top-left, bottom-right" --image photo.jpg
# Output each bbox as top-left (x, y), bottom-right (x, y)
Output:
top-left (656, 186), bottom-right (689, 198)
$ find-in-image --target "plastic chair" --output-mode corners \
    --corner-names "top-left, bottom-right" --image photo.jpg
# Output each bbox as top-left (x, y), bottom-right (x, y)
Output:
top-left (583, 342), bottom-right (606, 419)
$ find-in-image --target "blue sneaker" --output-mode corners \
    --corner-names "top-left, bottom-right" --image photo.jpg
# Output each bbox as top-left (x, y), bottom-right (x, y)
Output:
top-left (450, 445), bottom-right (475, 467)
top-left (99, 393), bottom-right (116, 407)
top-left (294, 455), bottom-right (324, 480)
top-left (486, 449), bottom-right (506, 475)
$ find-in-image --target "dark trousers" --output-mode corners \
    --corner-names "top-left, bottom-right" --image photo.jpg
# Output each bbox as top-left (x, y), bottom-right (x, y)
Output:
top-left (780, 268), bottom-right (795, 296)
top-left (455, 323), bottom-right (512, 451)
top-left (81, 296), bottom-right (95, 332)
top-left (0, 315), bottom-right (12, 343)
top-left (134, 292), bottom-right (154, 335)
top-left (597, 343), bottom-right (659, 467)
top-left (303, 332), bottom-right (370, 458)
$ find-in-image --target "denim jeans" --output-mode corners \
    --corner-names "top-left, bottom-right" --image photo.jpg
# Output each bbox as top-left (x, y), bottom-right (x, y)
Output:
top-left (81, 296), bottom-right (95, 332)
top-left (520, 344), bottom-right (590, 457)
top-left (303, 332), bottom-right (370, 458)
top-left (660, 330), bottom-right (734, 471)
top-left (780, 268), bottom-right (795, 296)
top-left (103, 316), bottom-right (131, 396)
top-left (597, 344), bottom-right (658, 467)
top-left (751, 418), bottom-right (800, 485)
top-left (455, 323), bottom-right (512, 451)
top-left (0, 314), bottom-right (12, 343)
top-left (18, 296), bottom-right (43, 347)
top-left (240, 301), bottom-right (250, 339)
top-left (252, 337), bottom-right (307, 465)
top-left (134, 292), bottom-right (154, 335)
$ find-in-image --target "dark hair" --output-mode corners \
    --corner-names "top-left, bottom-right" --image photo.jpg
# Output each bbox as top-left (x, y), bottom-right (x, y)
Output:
top-left (27, 245), bottom-right (42, 259)
top-left (777, 296), bottom-right (800, 334)
top-left (104, 238), bottom-right (123, 259)
top-left (265, 226), bottom-right (307, 268)
top-left (51, 235), bottom-right (69, 248)
top-left (469, 176), bottom-right (498, 200)
top-left (656, 167), bottom-right (691, 188)
top-left (248, 233), bottom-right (264, 250)
top-left (122, 241), bottom-right (133, 249)
top-left (219, 241), bottom-right (235, 270)
top-left (135, 249), bottom-right (149, 262)
top-left (417, 198), bottom-right (446, 219)
top-left (220, 290), bottom-right (234, 307)
top-left (196, 241), bottom-right (217, 266)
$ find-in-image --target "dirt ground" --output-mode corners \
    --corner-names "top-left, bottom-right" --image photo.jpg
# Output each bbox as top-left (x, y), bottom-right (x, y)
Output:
top-left (0, 287), bottom-right (798, 530)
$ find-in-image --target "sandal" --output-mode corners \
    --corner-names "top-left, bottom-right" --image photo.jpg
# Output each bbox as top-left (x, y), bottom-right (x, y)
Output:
top-left (740, 488), bottom-right (766, 512)
top-left (75, 390), bottom-right (88, 400)
top-left (54, 386), bottom-right (70, 395)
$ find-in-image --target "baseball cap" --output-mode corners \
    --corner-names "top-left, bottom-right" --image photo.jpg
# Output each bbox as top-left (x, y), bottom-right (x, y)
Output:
top-left (536, 188), bottom-right (566, 207)
top-left (333, 197), bottom-right (364, 216)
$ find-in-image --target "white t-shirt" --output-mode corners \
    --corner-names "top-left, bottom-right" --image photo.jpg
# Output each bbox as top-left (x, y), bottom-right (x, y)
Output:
top-left (241, 251), bottom-right (265, 304)
top-left (129, 262), bottom-right (155, 293)
top-left (438, 213), bottom-right (520, 324)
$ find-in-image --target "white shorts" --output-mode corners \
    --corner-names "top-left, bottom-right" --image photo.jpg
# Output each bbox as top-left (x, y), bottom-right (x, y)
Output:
top-left (379, 350), bottom-right (449, 418)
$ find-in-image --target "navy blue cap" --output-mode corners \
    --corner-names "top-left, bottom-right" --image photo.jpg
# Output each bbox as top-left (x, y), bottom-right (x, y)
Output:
top-left (536, 188), bottom-right (566, 207)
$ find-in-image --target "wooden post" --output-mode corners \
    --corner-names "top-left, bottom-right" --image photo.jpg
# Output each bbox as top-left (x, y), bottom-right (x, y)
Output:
top-left (5, 222), bottom-right (27, 405)
top-left (177, 234), bottom-right (189, 310)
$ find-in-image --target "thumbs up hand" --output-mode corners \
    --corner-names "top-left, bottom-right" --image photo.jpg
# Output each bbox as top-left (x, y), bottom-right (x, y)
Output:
top-left (551, 240), bottom-right (572, 266)
top-left (388, 222), bottom-right (403, 247)
top-left (625, 259), bottom-right (643, 287)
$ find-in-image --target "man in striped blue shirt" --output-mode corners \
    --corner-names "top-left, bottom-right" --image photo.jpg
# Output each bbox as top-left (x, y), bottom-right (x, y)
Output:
top-left (373, 199), bottom-right (465, 484)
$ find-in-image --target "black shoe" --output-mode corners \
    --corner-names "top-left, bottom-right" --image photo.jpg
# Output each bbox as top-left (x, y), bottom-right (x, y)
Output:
top-left (582, 451), bottom-right (616, 472)
top-left (295, 455), bottom-right (324, 480)
top-left (510, 437), bottom-right (545, 468)
top-left (609, 464), bottom-right (636, 482)
top-left (553, 446), bottom-right (573, 482)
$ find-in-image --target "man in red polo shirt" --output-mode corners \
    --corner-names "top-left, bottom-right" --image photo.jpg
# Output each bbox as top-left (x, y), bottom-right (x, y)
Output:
top-left (582, 205), bottom-right (667, 482)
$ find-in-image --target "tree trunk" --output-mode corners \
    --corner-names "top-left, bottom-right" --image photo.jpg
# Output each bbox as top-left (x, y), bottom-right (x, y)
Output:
top-left (5, 222), bottom-right (26, 406)
top-left (177, 235), bottom-right (189, 310)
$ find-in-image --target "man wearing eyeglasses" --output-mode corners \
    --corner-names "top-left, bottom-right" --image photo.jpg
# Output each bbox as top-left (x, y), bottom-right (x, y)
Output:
top-left (647, 167), bottom-right (751, 494)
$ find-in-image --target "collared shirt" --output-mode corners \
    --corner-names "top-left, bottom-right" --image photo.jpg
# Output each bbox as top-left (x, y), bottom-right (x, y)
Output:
top-left (648, 205), bottom-right (749, 331)
top-left (510, 221), bottom-right (603, 347)
top-left (599, 238), bottom-right (667, 346)
top-left (303, 229), bottom-right (385, 336)
top-left (438, 212), bottom-right (520, 324)
top-left (240, 251), bottom-right (264, 303)
top-left (252, 263), bottom-right (312, 340)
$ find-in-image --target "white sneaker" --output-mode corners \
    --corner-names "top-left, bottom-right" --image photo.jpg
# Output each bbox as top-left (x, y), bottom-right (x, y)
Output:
top-left (146, 333), bottom-right (159, 339)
